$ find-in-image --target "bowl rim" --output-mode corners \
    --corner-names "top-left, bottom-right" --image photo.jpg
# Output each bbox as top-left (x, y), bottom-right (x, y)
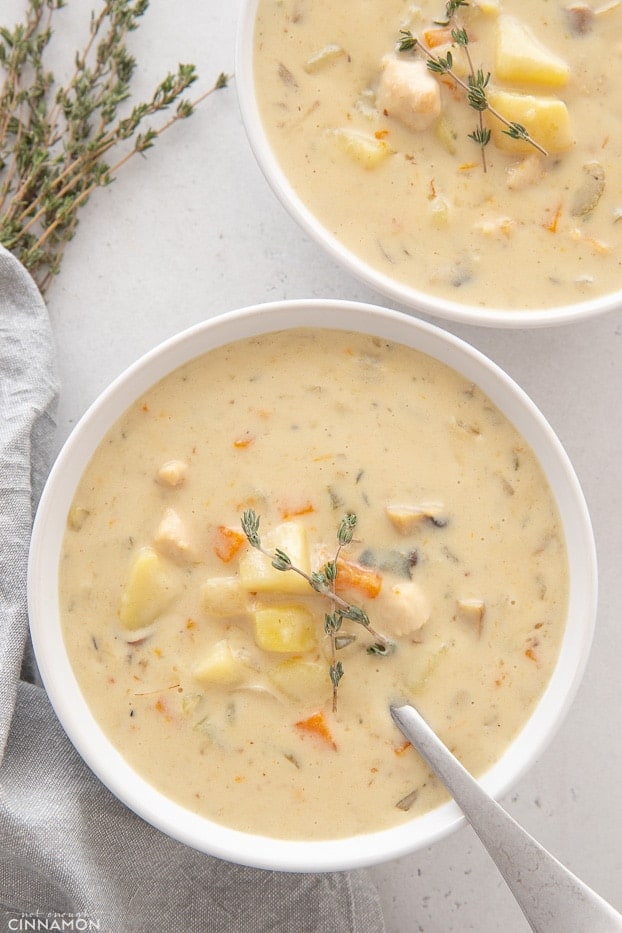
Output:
top-left (234, 0), bottom-right (622, 329)
top-left (28, 298), bottom-right (598, 871)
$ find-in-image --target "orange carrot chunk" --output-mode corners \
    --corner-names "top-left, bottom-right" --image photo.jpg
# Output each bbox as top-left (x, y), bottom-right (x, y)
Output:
top-left (214, 525), bottom-right (246, 563)
top-left (279, 500), bottom-right (315, 519)
top-left (423, 26), bottom-right (453, 47)
top-left (334, 557), bottom-right (382, 599)
top-left (295, 711), bottom-right (337, 750)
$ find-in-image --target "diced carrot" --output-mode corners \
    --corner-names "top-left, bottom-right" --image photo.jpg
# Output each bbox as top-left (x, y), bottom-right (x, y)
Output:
top-left (423, 26), bottom-right (453, 47)
top-left (543, 203), bottom-right (562, 233)
top-left (334, 557), bottom-right (382, 599)
top-left (295, 711), bottom-right (337, 750)
top-left (233, 432), bottom-right (255, 449)
top-left (279, 500), bottom-right (315, 519)
top-left (525, 647), bottom-right (538, 663)
top-left (214, 524), bottom-right (246, 563)
top-left (394, 740), bottom-right (412, 756)
top-left (374, 129), bottom-right (390, 140)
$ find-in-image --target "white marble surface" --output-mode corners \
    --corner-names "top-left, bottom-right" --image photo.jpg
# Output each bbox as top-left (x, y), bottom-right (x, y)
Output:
top-left (14, 1), bottom-right (621, 929)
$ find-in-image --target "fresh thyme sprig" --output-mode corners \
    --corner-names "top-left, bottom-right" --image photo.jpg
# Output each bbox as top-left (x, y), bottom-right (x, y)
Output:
top-left (398, 6), bottom-right (547, 171)
top-left (0, 0), bottom-right (229, 293)
top-left (240, 508), bottom-right (394, 711)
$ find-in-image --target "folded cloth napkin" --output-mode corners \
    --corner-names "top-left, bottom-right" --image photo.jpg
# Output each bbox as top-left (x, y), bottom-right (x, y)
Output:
top-left (0, 245), bottom-right (386, 933)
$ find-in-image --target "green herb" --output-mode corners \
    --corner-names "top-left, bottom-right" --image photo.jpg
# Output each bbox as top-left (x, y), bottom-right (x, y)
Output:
top-left (0, 0), bottom-right (229, 293)
top-left (240, 508), bottom-right (395, 711)
top-left (398, 5), bottom-right (547, 171)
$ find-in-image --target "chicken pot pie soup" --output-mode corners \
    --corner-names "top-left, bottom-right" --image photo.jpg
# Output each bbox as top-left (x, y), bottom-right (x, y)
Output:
top-left (249, 0), bottom-right (622, 312)
top-left (59, 327), bottom-right (569, 841)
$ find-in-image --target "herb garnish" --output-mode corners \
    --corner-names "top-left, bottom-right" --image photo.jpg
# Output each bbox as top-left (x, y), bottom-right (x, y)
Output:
top-left (241, 509), bottom-right (394, 711)
top-left (0, 0), bottom-right (228, 293)
top-left (398, 0), bottom-right (547, 170)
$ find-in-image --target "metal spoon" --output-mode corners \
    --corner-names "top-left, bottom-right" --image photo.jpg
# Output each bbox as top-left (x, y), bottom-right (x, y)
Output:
top-left (390, 703), bottom-right (622, 932)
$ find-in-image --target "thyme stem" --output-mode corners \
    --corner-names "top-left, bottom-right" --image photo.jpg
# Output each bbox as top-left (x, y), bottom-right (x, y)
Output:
top-left (240, 509), bottom-right (395, 710)
top-left (0, 0), bottom-right (230, 293)
top-left (398, 21), bottom-right (548, 167)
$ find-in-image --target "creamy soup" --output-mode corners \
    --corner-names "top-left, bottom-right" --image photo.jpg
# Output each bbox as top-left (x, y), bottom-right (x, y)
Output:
top-left (60, 329), bottom-right (568, 840)
top-left (252, 0), bottom-right (622, 311)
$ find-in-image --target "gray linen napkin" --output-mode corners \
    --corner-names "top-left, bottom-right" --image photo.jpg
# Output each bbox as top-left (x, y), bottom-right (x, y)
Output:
top-left (0, 245), bottom-right (386, 933)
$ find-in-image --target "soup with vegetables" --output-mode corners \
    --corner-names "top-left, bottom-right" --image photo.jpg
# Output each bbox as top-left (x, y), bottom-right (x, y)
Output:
top-left (252, 0), bottom-right (622, 311)
top-left (60, 329), bottom-right (568, 840)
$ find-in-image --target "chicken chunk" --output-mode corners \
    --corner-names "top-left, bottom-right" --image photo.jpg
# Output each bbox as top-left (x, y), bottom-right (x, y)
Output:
top-left (156, 459), bottom-right (188, 487)
top-left (380, 580), bottom-right (430, 638)
top-left (154, 507), bottom-right (197, 563)
top-left (376, 56), bottom-right (441, 132)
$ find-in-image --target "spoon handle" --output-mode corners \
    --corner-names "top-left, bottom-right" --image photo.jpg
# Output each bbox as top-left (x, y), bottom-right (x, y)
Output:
top-left (391, 704), bottom-right (622, 933)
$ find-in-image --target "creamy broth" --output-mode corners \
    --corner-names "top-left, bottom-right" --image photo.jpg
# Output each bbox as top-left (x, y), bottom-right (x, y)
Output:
top-left (252, 0), bottom-right (622, 311)
top-left (60, 329), bottom-right (568, 840)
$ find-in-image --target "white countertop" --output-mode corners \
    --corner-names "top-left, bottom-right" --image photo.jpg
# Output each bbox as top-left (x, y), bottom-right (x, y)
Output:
top-left (21, 1), bottom-right (622, 929)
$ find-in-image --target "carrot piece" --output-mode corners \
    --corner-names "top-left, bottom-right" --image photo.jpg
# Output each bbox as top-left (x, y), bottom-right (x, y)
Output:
top-left (543, 203), bottom-right (562, 233)
top-left (214, 525), bottom-right (246, 563)
top-left (394, 740), bottom-right (412, 756)
top-left (295, 711), bottom-right (337, 750)
top-left (279, 500), bottom-right (315, 519)
top-left (334, 557), bottom-right (382, 599)
top-left (423, 26), bottom-right (453, 47)
top-left (233, 433), bottom-right (255, 448)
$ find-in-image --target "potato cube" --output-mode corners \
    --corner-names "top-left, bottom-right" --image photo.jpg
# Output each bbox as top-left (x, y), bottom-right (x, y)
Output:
top-left (119, 546), bottom-right (179, 630)
top-left (239, 521), bottom-right (311, 594)
top-left (268, 658), bottom-right (330, 704)
top-left (192, 639), bottom-right (247, 686)
top-left (201, 576), bottom-right (249, 617)
top-left (487, 89), bottom-right (573, 154)
top-left (253, 604), bottom-right (317, 653)
top-left (332, 129), bottom-right (393, 169)
top-left (495, 16), bottom-right (570, 87)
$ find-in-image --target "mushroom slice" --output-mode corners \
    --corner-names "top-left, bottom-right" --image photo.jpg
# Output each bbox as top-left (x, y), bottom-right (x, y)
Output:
top-left (386, 502), bottom-right (446, 535)
top-left (570, 162), bottom-right (605, 217)
top-left (455, 598), bottom-right (486, 636)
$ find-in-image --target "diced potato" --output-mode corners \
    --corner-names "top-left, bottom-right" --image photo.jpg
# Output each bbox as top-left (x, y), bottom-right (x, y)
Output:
top-left (119, 546), bottom-right (179, 631)
top-left (268, 658), bottom-right (330, 704)
top-left (474, 0), bottom-right (500, 14)
top-left (154, 507), bottom-right (196, 563)
top-left (201, 576), bottom-right (249, 617)
top-left (332, 128), bottom-right (393, 169)
top-left (487, 89), bottom-right (573, 154)
top-left (192, 639), bottom-right (247, 686)
top-left (495, 15), bottom-right (570, 87)
top-left (239, 521), bottom-right (311, 594)
top-left (376, 57), bottom-right (441, 132)
top-left (67, 505), bottom-right (90, 531)
top-left (253, 604), bottom-right (317, 653)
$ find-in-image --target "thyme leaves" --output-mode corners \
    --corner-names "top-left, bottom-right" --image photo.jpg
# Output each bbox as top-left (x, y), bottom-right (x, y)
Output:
top-left (398, 3), bottom-right (547, 171)
top-left (241, 508), bottom-right (395, 711)
top-left (0, 0), bottom-right (229, 293)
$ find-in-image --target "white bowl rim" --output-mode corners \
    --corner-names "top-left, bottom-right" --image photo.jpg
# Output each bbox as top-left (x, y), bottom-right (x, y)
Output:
top-left (28, 298), bottom-right (598, 872)
top-left (234, 0), bottom-right (622, 329)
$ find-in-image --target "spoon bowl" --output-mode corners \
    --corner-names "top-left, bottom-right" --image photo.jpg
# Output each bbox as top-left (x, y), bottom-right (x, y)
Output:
top-left (390, 703), bottom-right (622, 932)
